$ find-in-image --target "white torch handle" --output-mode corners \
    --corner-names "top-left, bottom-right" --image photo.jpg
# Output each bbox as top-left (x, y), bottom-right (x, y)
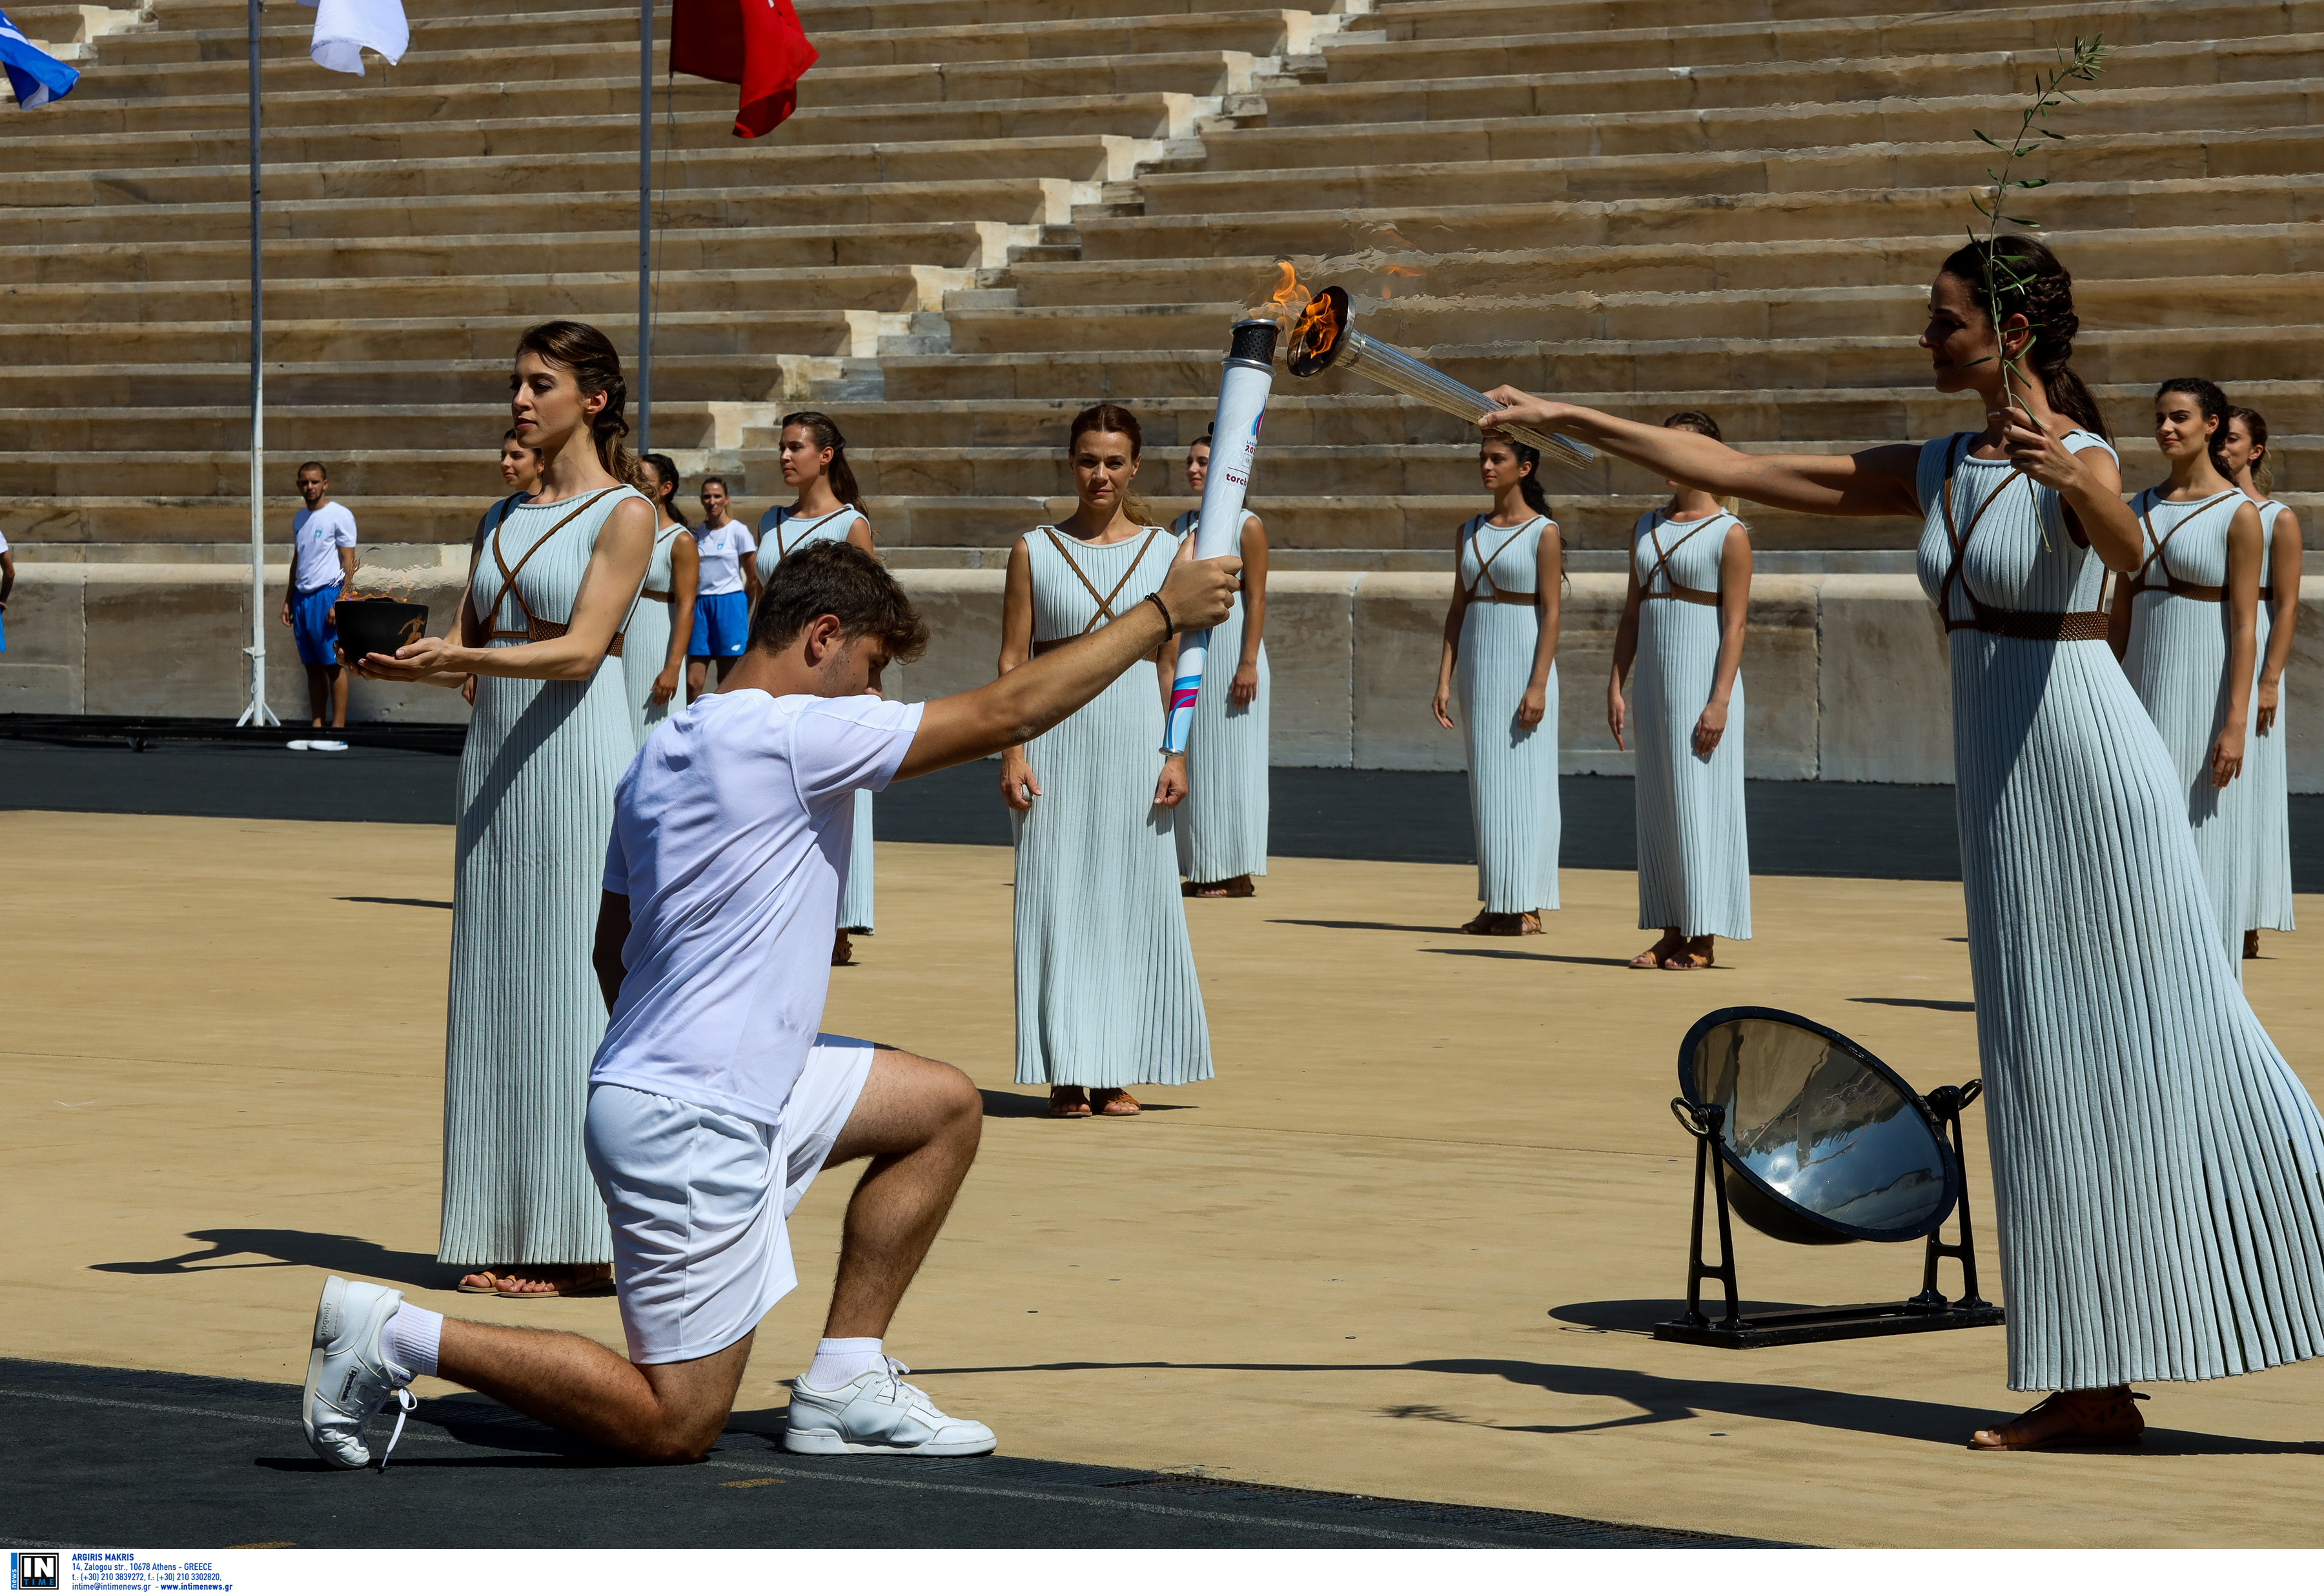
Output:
top-left (1163, 354), bottom-right (1275, 755)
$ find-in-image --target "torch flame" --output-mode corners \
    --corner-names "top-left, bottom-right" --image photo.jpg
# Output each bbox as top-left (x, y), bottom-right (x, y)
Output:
top-left (1245, 258), bottom-right (1310, 331)
top-left (1287, 288), bottom-right (1342, 369)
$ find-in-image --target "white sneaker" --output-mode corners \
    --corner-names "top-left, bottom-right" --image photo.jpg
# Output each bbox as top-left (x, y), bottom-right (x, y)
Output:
top-left (307, 739), bottom-right (349, 752)
top-left (783, 1357), bottom-right (995, 1456)
top-left (301, 1275), bottom-right (418, 1470)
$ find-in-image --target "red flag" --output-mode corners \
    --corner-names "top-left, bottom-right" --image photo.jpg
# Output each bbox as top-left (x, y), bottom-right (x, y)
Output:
top-left (671, 0), bottom-right (817, 139)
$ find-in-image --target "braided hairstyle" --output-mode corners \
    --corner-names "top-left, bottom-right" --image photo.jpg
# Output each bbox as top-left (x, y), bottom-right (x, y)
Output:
top-left (514, 320), bottom-right (641, 485)
top-left (2230, 405), bottom-right (2273, 497)
top-left (1937, 236), bottom-right (2109, 442)
top-left (2156, 377), bottom-right (2234, 480)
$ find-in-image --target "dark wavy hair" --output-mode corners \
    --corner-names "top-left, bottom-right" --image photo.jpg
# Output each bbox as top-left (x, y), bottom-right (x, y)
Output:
top-left (781, 411), bottom-right (864, 518)
top-left (1069, 402), bottom-right (1153, 525)
top-left (1937, 236), bottom-right (2109, 441)
top-left (2230, 405), bottom-right (2273, 497)
top-left (640, 451), bottom-right (689, 529)
top-left (2156, 377), bottom-right (2234, 479)
top-left (514, 320), bottom-right (641, 485)
top-left (748, 540), bottom-right (928, 662)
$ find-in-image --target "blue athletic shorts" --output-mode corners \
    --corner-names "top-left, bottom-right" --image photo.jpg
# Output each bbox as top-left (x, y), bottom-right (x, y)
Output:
top-left (689, 590), bottom-right (751, 658)
top-left (291, 584), bottom-right (342, 667)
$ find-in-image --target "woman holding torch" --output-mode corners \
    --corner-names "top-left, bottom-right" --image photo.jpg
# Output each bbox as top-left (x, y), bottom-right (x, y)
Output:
top-left (1431, 432), bottom-right (1562, 935)
top-left (1608, 411), bottom-right (1752, 970)
top-left (2221, 405), bottom-right (2299, 957)
top-left (1001, 404), bottom-right (1212, 1118)
top-left (1172, 432), bottom-right (1270, 898)
top-left (1479, 236), bottom-right (2324, 1450)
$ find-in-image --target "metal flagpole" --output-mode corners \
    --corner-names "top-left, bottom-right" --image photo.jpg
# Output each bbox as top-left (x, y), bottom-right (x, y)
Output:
top-left (636, 0), bottom-right (652, 457)
top-left (237, 0), bottom-right (278, 726)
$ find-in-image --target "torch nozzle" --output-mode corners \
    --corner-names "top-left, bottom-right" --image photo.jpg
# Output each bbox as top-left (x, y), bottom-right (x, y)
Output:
top-left (1340, 328), bottom-right (1595, 472)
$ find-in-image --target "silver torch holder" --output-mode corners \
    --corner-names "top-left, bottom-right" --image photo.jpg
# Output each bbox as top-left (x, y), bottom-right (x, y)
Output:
top-left (1284, 285), bottom-right (1593, 471)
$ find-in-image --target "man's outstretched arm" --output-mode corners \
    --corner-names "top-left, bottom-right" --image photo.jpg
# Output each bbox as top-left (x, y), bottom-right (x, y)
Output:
top-left (895, 556), bottom-right (1240, 781)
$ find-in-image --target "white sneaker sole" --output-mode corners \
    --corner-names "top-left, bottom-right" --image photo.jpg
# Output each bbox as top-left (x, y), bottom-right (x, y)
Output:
top-left (301, 1275), bottom-right (360, 1469)
top-left (782, 1427), bottom-right (995, 1458)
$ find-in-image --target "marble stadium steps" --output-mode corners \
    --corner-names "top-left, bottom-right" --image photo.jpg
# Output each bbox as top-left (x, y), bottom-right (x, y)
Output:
top-left (1332, 0), bottom-right (2306, 76)
top-left (1, 134), bottom-right (1157, 206)
top-left (0, 403), bottom-right (729, 454)
top-left (944, 277), bottom-right (2324, 354)
top-left (15, 175), bottom-right (1089, 249)
top-left (1247, 34), bottom-right (2324, 129)
top-left (1132, 125), bottom-right (2324, 217)
top-left (1004, 224), bottom-right (2324, 310)
top-left (99, 5), bottom-right (1325, 69)
top-left (1188, 79), bottom-right (2324, 175)
top-left (0, 222), bottom-right (1035, 288)
top-left (1, 265), bottom-right (967, 327)
top-left (0, 93), bottom-right (1208, 176)
top-left (1074, 172), bottom-right (2324, 261)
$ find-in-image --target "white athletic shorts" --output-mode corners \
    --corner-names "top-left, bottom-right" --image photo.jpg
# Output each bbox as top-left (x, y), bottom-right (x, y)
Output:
top-left (583, 1035), bottom-right (877, 1365)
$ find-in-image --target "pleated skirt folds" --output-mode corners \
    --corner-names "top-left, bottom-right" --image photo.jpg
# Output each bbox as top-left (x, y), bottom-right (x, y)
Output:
top-left (1950, 631), bottom-right (2324, 1390)
top-left (1632, 601), bottom-right (1749, 939)
top-left (1176, 599), bottom-right (1270, 884)
top-left (2249, 607), bottom-right (2296, 933)
top-left (1456, 604), bottom-right (1559, 914)
top-left (1013, 662), bottom-right (1213, 1088)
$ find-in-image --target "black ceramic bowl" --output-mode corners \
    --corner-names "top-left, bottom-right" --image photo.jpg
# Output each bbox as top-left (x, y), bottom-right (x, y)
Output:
top-left (336, 597), bottom-right (431, 664)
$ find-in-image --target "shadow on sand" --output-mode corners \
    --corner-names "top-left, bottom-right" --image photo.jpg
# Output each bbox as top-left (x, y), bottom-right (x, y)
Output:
top-left (92, 1229), bottom-right (462, 1292)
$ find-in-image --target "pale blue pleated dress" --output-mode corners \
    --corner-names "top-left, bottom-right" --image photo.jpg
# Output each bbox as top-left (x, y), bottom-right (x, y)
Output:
top-left (1630, 509), bottom-right (1750, 939)
top-left (620, 522), bottom-right (683, 749)
top-left (2249, 500), bottom-right (2296, 933)
top-left (1170, 509), bottom-right (1270, 884)
top-left (756, 508), bottom-right (877, 933)
top-left (2120, 487), bottom-right (2261, 967)
top-left (1917, 431), bottom-right (2324, 1392)
top-left (1456, 513), bottom-right (1560, 915)
top-left (1012, 525), bottom-right (1212, 1088)
top-left (441, 485), bottom-right (649, 1267)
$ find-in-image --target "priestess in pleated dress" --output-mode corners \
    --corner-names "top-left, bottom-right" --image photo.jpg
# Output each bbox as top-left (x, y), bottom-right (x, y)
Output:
top-left (2222, 406), bottom-right (2299, 947)
top-left (1170, 502), bottom-right (1270, 895)
top-left (2115, 482), bottom-right (2263, 968)
top-left (758, 503), bottom-right (879, 940)
top-left (1475, 237), bottom-right (2324, 1447)
top-left (1004, 522), bottom-right (1212, 1104)
top-left (1432, 435), bottom-right (1562, 933)
top-left (440, 484), bottom-right (651, 1280)
top-left (1617, 498), bottom-right (1751, 962)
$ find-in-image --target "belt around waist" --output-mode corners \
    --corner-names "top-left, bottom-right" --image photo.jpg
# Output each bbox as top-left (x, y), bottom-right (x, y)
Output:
top-left (489, 616), bottom-right (626, 656)
top-left (1944, 603), bottom-right (2110, 642)
top-left (640, 587), bottom-right (672, 602)
top-left (1474, 589), bottom-right (1538, 605)
top-left (2135, 576), bottom-right (2227, 603)
top-left (1031, 636), bottom-right (1079, 656)
top-left (1643, 584), bottom-right (1719, 606)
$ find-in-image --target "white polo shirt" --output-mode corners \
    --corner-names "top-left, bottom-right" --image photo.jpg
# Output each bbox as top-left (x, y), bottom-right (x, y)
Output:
top-left (591, 687), bottom-right (924, 1126)
top-left (693, 520), bottom-right (757, 598)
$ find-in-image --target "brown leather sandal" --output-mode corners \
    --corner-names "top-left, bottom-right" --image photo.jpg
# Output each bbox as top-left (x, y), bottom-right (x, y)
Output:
top-left (1969, 1388), bottom-right (2147, 1450)
top-left (456, 1268), bottom-right (511, 1295)
top-left (1092, 1088), bottom-right (1142, 1117)
top-left (831, 931), bottom-right (855, 967)
top-left (1047, 1087), bottom-right (1092, 1119)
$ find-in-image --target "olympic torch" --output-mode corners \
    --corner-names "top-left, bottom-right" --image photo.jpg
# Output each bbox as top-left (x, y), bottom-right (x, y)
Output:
top-left (1162, 316), bottom-right (1279, 757)
top-left (1284, 285), bottom-right (1595, 472)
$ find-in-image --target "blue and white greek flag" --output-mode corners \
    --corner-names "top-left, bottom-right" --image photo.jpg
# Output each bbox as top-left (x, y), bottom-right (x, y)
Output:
top-left (0, 5), bottom-right (79, 108)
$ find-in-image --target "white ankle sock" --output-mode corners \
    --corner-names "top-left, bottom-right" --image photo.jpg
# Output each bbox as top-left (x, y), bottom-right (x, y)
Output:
top-left (802, 1337), bottom-right (884, 1390)
top-left (382, 1303), bottom-right (442, 1379)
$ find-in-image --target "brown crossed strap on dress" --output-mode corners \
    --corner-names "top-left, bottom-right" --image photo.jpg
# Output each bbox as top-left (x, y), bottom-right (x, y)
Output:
top-left (1638, 511), bottom-right (1724, 606)
top-left (1935, 434), bottom-right (2110, 642)
top-left (483, 488), bottom-right (630, 658)
top-left (1031, 525), bottom-right (1163, 654)
top-left (2126, 489), bottom-right (2246, 605)
top-left (1463, 515), bottom-right (1546, 605)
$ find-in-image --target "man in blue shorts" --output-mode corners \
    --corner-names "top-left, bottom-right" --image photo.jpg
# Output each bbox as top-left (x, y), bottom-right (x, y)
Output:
top-left (279, 462), bottom-right (359, 729)
top-left (686, 480), bottom-right (757, 697)
top-left (297, 540), bottom-right (1241, 1468)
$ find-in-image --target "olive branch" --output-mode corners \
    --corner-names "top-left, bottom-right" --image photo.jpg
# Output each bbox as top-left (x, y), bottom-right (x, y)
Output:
top-left (1962, 35), bottom-right (2110, 418)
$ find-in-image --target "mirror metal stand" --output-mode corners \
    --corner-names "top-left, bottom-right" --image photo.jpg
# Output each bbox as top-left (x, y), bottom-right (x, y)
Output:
top-left (1654, 1082), bottom-right (2006, 1348)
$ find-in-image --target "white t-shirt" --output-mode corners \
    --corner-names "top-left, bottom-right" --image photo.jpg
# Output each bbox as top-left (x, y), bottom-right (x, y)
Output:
top-left (693, 520), bottom-right (757, 598)
top-left (591, 687), bottom-right (925, 1126)
top-left (290, 502), bottom-right (358, 593)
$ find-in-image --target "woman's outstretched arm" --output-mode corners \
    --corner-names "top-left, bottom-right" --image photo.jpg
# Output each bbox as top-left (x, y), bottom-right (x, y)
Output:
top-left (1481, 387), bottom-right (1923, 518)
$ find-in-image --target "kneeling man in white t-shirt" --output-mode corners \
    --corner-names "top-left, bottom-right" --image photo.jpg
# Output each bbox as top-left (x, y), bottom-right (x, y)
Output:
top-left (296, 539), bottom-right (1239, 1468)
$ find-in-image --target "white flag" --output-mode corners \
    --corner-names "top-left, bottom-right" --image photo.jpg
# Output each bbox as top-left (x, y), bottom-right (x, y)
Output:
top-left (297, 0), bottom-right (407, 76)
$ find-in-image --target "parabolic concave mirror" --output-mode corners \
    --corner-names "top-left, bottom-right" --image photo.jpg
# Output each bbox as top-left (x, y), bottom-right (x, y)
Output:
top-left (1679, 1008), bottom-right (1959, 1245)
